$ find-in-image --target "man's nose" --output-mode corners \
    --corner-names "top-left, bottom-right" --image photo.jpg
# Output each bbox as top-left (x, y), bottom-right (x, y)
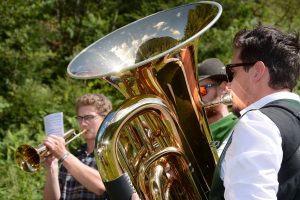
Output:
top-left (225, 82), bottom-right (231, 90)
top-left (79, 119), bottom-right (88, 126)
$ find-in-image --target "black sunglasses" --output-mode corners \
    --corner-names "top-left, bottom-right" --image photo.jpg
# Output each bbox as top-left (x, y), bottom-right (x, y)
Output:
top-left (225, 62), bottom-right (256, 82)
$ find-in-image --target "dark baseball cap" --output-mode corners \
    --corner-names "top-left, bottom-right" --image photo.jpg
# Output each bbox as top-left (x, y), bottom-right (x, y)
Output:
top-left (198, 58), bottom-right (227, 81)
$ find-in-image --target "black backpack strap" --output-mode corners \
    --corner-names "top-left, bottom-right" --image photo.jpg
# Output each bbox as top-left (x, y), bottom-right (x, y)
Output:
top-left (260, 99), bottom-right (300, 162)
top-left (260, 99), bottom-right (300, 193)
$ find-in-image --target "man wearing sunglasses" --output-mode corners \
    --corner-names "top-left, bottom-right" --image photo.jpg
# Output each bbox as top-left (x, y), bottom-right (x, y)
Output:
top-left (210, 25), bottom-right (300, 200)
top-left (43, 94), bottom-right (112, 200)
top-left (198, 58), bottom-right (238, 156)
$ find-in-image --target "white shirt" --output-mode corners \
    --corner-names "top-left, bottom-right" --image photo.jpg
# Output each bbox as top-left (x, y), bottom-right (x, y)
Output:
top-left (220, 91), bottom-right (300, 200)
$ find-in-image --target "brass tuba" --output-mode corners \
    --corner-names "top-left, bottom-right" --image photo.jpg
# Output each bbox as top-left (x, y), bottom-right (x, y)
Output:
top-left (67, 1), bottom-right (222, 199)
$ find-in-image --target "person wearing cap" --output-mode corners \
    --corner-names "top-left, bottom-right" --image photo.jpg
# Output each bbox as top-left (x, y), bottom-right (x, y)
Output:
top-left (198, 58), bottom-right (238, 156)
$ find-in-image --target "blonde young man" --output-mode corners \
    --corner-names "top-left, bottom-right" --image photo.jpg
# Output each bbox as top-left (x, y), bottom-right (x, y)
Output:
top-left (43, 94), bottom-right (112, 200)
top-left (198, 58), bottom-right (238, 155)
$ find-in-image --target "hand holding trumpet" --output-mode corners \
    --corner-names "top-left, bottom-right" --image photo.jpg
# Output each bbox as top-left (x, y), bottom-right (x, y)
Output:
top-left (44, 135), bottom-right (68, 160)
top-left (43, 135), bottom-right (70, 171)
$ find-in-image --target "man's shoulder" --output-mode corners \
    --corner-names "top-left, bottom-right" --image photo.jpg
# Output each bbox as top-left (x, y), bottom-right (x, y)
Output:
top-left (260, 99), bottom-right (300, 118)
top-left (263, 98), bottom-right (300, 107)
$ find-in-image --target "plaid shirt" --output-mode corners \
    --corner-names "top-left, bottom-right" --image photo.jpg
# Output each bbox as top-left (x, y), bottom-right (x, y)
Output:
top-left (59, 144), bottom-right (109, 200)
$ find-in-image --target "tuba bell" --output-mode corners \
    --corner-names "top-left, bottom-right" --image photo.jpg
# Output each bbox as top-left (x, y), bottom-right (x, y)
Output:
top-left (67, 1), bottom-right (222, 199)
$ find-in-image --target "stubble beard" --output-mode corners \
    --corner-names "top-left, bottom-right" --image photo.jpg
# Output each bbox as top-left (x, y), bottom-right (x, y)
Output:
top-left (205, 106), bottom-right (218, 118)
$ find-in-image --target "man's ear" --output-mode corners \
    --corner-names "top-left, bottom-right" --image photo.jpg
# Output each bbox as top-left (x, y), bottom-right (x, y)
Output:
top-left (253, 61), bottom-right (267, 81)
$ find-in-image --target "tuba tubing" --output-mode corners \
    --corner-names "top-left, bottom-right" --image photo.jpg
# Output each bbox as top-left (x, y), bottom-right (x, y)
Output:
top-left (95, 96), bottom-right (180, 181)
top-left (95, 95), bottom-right (203, 199)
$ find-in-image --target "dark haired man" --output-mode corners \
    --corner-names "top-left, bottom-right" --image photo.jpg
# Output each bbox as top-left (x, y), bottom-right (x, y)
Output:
top-left (210, 25), bottom-right (300, 200)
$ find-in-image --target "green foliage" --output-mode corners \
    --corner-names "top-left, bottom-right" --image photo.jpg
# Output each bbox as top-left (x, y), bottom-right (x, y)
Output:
top-left (0, 96), bottom-right (10, 113)
top-left (0, 125), bottom-right (46, 200)
top-left (0, 0), bottom-right (299, 199)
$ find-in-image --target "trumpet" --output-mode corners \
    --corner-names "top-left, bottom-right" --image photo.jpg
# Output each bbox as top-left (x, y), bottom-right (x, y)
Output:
top-left (15, 129), bottom-right (86, 173)
top-left (203, 92), bottom-right (232, 108)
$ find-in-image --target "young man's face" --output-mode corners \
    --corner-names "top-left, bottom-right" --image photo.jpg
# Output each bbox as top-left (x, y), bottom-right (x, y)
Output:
top-left (199, 77), bottom-right (229, 119)
top-left (199, 77), bottom-right (228, 104)
top-left (199, 78), bottom-right (219, 103)
top-left (76, 105), bottom-right (104, 142)
top-left (229, 49), bottom-right (254, 112)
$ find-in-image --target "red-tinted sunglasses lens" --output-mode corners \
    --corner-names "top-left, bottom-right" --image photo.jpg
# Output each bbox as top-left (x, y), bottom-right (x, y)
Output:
top-left (200, 86), bottom-right (207, 96)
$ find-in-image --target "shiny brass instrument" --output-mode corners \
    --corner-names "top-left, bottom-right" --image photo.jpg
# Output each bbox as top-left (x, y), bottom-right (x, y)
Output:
top-left (203, 92), bottom-right (232, 108)
top-left (15, 129), bottom-right (86, 173)
top-left (67, 1), bottom-right (222, 199)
